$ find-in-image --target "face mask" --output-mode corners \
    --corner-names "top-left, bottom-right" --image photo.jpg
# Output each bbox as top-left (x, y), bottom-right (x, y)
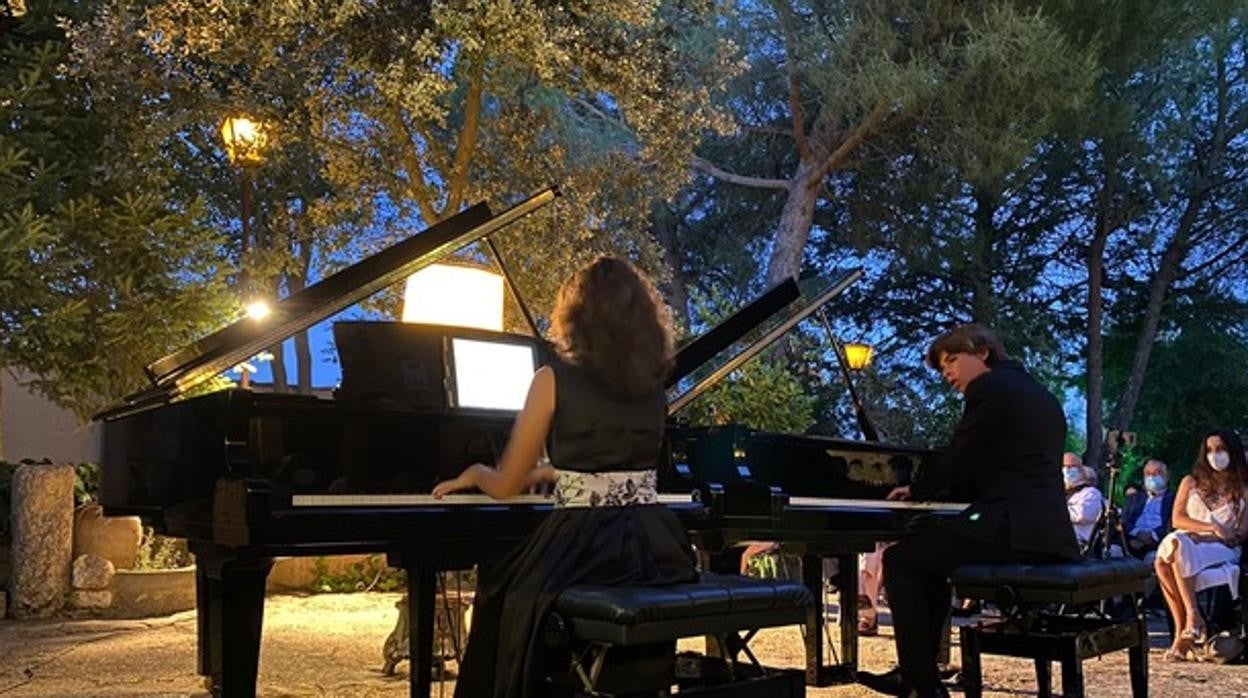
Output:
top-left (1144, 475), bottom-right (1165, 494)
top-left (1062, 467), bottom-right (1082, 487)
top-left (1208, 451), bottom-right (1231, 472)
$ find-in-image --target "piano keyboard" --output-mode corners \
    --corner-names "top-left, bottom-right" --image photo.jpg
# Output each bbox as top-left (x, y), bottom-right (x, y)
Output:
top-left (291, 493), bottom-right (696, 507)
top-left (788, 496), bottom-right (967, 512)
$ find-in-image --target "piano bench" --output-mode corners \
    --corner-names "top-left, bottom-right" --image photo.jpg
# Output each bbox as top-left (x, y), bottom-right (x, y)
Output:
top-left (950, 558), bottom-right (1153, 698)
top-left (543, 572), bottom-right (811, 697)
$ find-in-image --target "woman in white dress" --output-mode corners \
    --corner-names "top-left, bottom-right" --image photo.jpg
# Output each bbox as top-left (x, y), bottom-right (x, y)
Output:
top-left (1154, 428), bottom-right (1248, 661)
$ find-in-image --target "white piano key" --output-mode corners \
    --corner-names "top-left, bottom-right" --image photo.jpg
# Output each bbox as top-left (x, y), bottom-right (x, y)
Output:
top-left (787, 496), bottom-right (967, 512)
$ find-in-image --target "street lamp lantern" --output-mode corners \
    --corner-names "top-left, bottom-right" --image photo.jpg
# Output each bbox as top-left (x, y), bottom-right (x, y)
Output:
top-left (220, 115), bottom-right (269, 167)
top-left (843, 342), bottom-right (873, 371)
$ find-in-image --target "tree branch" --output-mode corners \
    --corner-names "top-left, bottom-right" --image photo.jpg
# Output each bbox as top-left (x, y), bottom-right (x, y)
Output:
top-left (691, 156), bottom-right (792, 190)
top-left (383, 103), bottom-right (442, 224)
top-left (446, 55), bottom-right (485, 215)
top-left (770, 0), bottom-right (809, 159)
top-left (814, 101), bottom-right (888, 181)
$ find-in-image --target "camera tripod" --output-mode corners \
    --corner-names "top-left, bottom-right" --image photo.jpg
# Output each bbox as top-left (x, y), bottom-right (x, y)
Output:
top-left (1089, 447), bottom-right (1130, 559)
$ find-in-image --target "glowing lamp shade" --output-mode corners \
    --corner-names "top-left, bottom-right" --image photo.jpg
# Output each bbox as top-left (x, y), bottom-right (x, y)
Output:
top-left (402, 263), bottom-right (505, 331)
top-left (220, 115), bottom-right (269, 167)
top-left (843, 342), bottom-right (873, 371)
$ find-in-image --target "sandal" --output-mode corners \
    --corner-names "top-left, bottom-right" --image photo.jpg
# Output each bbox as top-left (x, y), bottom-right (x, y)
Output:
top-left (1182, 624), bottom-right (1207, 645)
top-left (1163, 646), bottom-right (1189, 662)
top-left (857, 614), bottom-right (878, 636)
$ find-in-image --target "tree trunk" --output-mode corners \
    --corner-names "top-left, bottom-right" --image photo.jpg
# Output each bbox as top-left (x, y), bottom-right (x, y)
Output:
top-left (1105, 206), bottom-right (1195, 433)
top-left (969, 190), bottom-right (999, 324)
top-left (267, 274), bottom-right (289, 393)
top-left (1084, 146), bottom-right (1117, 470)
top-left (651, 203), bottom-right (689, 327)
top-left (268, 338), bottom-right (289, 393)
top-left (764, 160), bottom-right (819, 286)
top-left (1084, 229), bottom-right (1108, 469)
top-left (289, 237), bottom-right (314, 394)
top-left (0, 374), bottom-right (6, 461)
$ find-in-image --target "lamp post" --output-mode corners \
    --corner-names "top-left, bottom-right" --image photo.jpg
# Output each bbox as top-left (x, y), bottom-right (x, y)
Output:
top-left (220, 115), bottom-right (269, 388)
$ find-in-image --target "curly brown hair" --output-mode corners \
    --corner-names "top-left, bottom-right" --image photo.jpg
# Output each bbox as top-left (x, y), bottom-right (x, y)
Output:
top-left (550, 256), bottom-right (674, 398)
top-left (1190, 428), bottom-right (1246, 506)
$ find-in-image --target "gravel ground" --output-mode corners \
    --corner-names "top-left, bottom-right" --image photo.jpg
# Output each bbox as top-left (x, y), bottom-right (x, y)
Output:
top-left (1, 592), bottom-right (1245, 697)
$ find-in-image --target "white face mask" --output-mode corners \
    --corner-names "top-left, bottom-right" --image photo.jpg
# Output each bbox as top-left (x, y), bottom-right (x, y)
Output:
top-left (1208, 451), bottom-right (1231, 472)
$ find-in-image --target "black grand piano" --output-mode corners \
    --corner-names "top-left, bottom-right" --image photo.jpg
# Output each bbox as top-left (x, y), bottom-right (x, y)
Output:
top-left (99, 186), bottom-right (961, 697)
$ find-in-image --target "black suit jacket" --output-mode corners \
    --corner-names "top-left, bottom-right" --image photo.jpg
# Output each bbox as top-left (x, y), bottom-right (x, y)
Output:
top-left (912, 360), bottom-right (1080, 561)
top-left (1122, 489), bottom-right (1175, 540)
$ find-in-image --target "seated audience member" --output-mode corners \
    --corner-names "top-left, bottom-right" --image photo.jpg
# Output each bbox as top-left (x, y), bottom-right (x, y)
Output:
top-left (1155, 428), bottom-right (1248, 662)
top-left (1064, 455), bottom-right (1105, 552)
top-left (1122, 458), bottom-right (1175, 559)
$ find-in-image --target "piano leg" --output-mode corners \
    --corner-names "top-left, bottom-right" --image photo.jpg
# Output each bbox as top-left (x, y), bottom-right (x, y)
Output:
top-left (801, 553), bottom-right (858, 686)
top-left (404, 566), bottom-right (437, 698)
top-left (196, 564), bottom-right (213, 679)
top-left (837, 553), bottom-right (859, 674)
top-left (192, 543), bottom-right (274, 698)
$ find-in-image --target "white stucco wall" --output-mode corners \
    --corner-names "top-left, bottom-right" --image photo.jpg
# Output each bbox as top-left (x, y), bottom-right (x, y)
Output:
top-left (1, 370), bottom-right (101, 464)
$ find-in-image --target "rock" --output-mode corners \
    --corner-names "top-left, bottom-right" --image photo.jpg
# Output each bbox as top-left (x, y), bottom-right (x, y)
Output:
top-left (69, 590), bottom-right (113, 610)
top-left (1, 589), bottom-right (7, 619)
top-left (10, 463), bottom-right (75, 619)
top-left (73, 503), bottom-right (143, 570)
top-left (72, 554), bottom-right (115, 591)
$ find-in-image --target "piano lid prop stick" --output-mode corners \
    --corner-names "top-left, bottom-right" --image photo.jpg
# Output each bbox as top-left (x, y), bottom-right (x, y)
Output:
top-left (484, 237), bottom-right (542, 338)
top-left (814, 306), bottom-right (880, 442)
top-left (667, 267), bottom-right (864, 416)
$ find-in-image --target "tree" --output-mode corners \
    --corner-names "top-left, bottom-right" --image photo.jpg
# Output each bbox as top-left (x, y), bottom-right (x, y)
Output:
top-left (690, 0), bottom-right (1095, 290)
top-left (74, 1), bottom-right (741, 338)
top-left (0, 0), bottom-right (233, 453)
top-left (1072, 6), bottom-right (1248, 467)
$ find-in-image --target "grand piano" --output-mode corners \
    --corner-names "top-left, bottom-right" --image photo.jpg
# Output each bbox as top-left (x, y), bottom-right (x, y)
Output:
top-left (99, 185), bottom-right (961, 697)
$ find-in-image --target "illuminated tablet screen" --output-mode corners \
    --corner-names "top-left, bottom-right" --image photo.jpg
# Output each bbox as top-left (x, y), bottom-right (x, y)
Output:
top-left (450, 337), bottom-right (537, 410)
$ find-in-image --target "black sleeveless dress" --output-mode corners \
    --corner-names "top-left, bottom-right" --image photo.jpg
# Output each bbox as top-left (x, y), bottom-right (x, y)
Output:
top-left (453, 360), bottom-right (697, 698)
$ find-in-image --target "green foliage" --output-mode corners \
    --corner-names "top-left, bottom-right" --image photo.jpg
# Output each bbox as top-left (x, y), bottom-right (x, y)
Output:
top-left (72, 0), bottom-right (742, 336)
top-left (681, 358), bottom-right (816, 433)
top-left (1102, 290), bottom-right (1248, 474)
top-left (133, 528), bottom-right (194, 570)
top-left (0, 2), bottom-right (236, 416)
top-left (311, 555), bottom-right (405, 594)
top-left (677, 284), bottom-right (816, 432)
top-left (73, 461), bottom-right (100, 506)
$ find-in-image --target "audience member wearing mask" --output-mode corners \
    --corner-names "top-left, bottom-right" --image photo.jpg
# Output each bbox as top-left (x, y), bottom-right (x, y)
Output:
top-left (1063, 453), bottom-right (1105, 552)
top-left (1155, 428), bottom-right (1248, 662)
top-left (1121, 459), bottom-right (1175, 559)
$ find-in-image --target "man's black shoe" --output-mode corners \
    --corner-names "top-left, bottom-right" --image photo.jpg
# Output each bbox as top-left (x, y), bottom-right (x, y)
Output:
top-left (858, 667), bottom-right (950, 697)
top-left (857, 667), bottom-right (906, 696)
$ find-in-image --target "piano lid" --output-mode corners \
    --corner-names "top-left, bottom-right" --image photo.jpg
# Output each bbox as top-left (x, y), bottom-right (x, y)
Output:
top-left (109, 187), bottom-right (558, 415)
top-left (668, 267), bottom-right (863, 415)
top-left (667, 277), bottom-right (800, 389)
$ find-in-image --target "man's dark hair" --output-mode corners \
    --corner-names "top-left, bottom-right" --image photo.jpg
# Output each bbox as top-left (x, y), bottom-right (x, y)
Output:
top-left (925, 323), bottom-right (1008, 370)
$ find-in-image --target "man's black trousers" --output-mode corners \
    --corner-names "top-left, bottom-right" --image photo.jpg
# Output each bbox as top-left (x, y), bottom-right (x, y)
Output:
top-left (882, 523), bottom-right (1057, 692)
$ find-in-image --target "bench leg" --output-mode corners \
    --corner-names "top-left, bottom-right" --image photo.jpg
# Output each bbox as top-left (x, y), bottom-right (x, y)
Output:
top-left (958, 627), bottom-right (983, 698)
top-left (1059, 648), bottom-right (1084, 698)
top-left (1128, 620), bottom-right (1148, 698)
top-left (1035, 659), bottom-right (1051, 698)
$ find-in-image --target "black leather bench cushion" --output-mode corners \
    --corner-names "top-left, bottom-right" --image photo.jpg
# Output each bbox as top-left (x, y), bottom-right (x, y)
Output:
top-left (551, 573), bottom-right (812, 646)
top-left (951, 558), bottom-right (1152, 605)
